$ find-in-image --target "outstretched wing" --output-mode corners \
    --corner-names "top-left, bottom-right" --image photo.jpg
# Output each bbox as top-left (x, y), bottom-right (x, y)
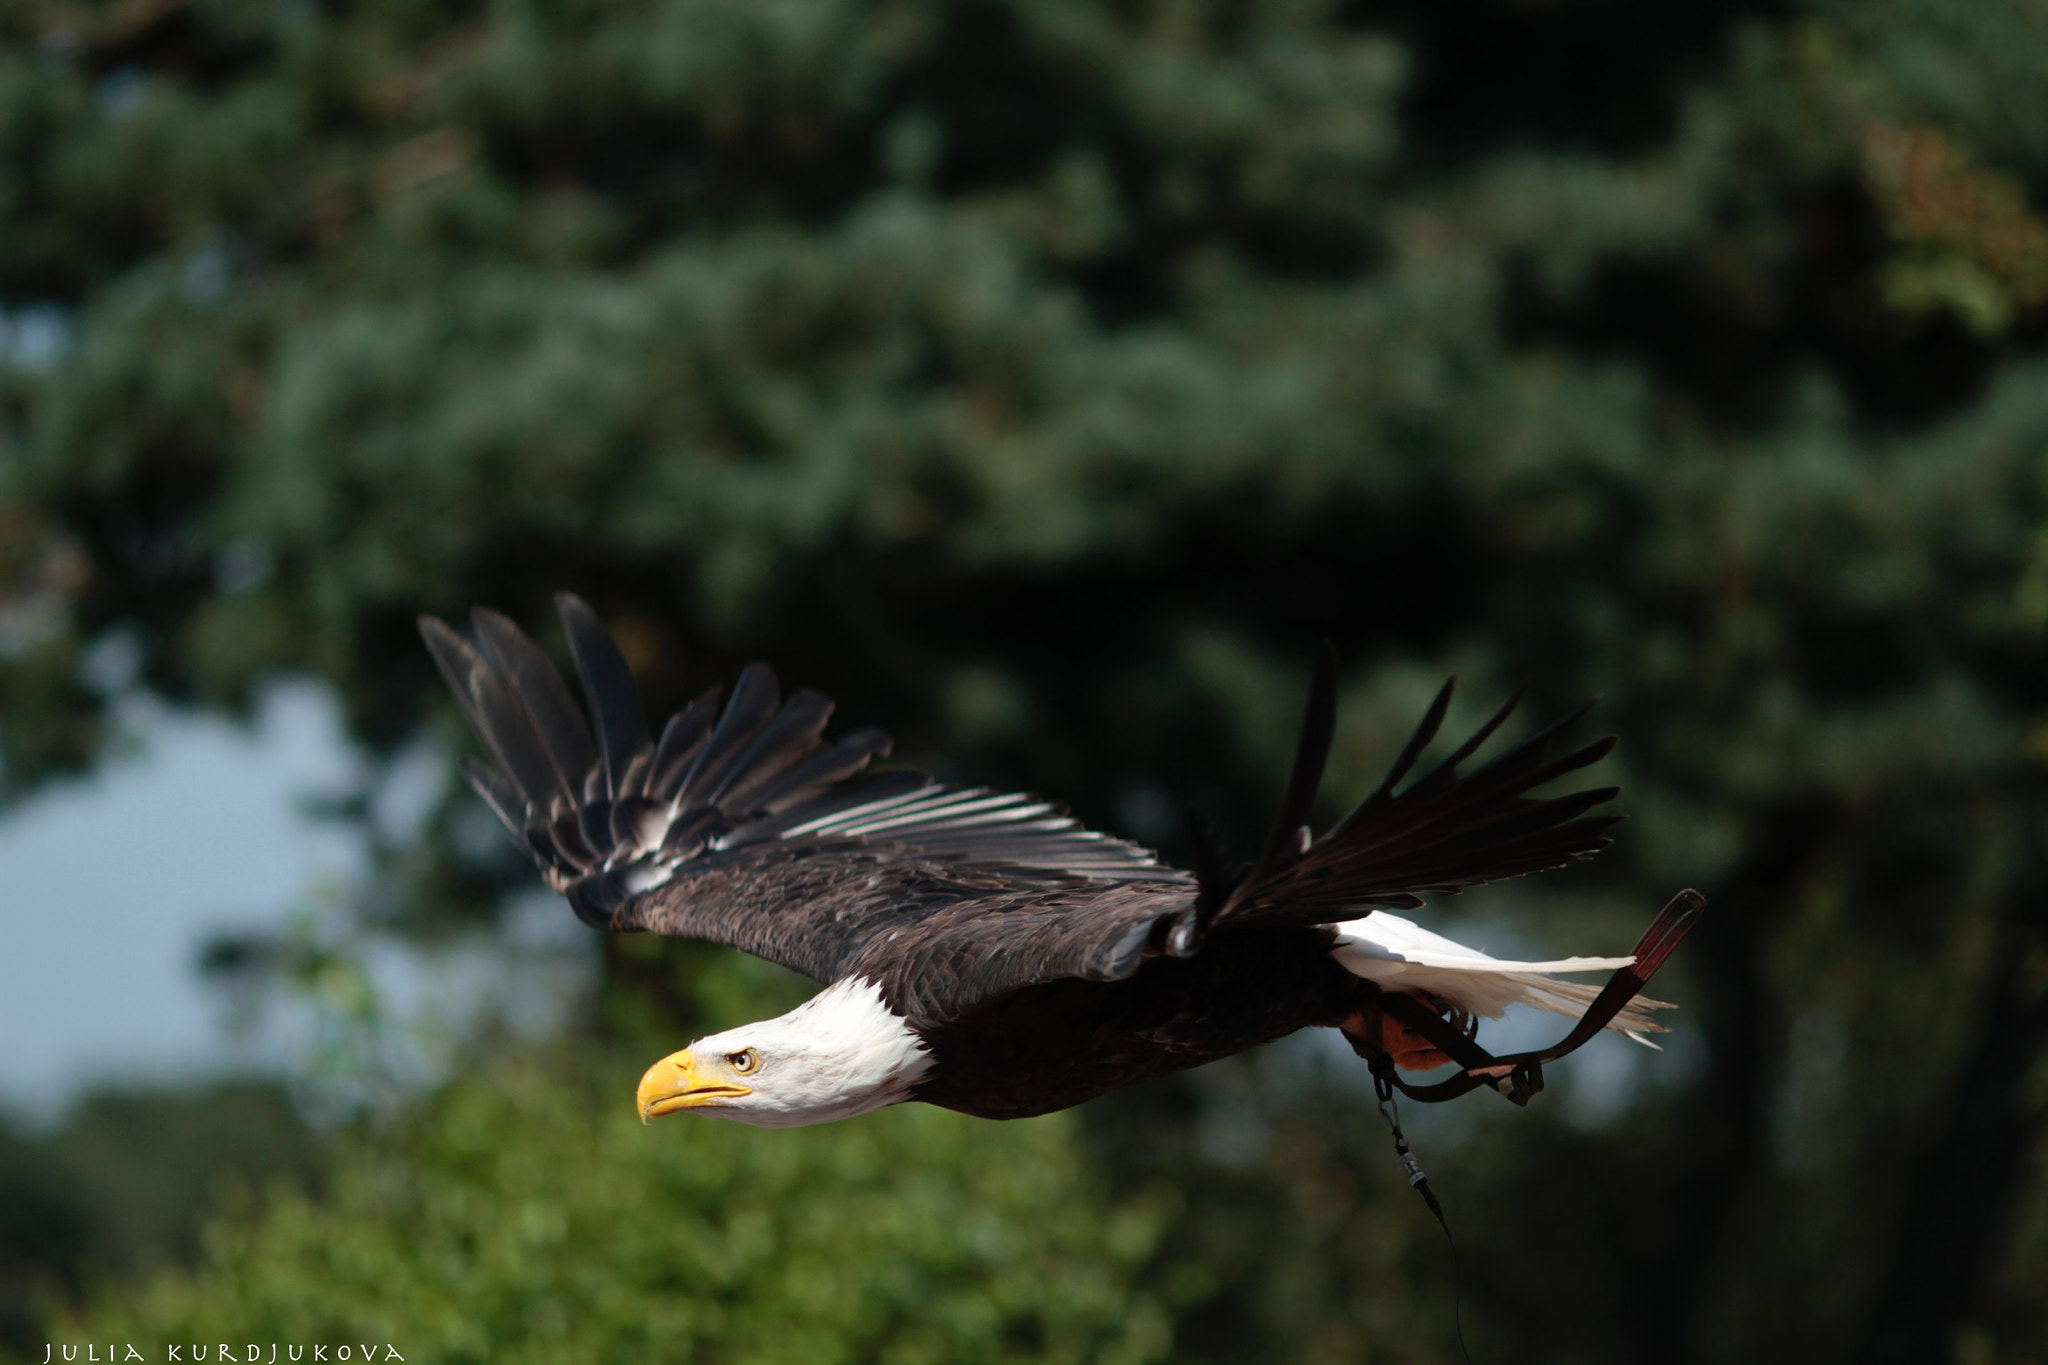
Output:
top-left (1183, 653), bottom-right (1623, 945)
top-left (420, 596), bottom-right (1188, 984)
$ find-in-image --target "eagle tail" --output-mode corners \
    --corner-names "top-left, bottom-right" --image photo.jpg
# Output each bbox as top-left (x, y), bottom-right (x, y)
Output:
top-left (1329, 909), bottom-right (1674, 1041)
top-left (1205, 665), bottom-right (1621, 935)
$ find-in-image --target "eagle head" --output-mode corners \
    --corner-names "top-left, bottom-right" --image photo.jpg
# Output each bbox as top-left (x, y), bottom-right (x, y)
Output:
top-left (635, 977), bottom-right (934, 1129)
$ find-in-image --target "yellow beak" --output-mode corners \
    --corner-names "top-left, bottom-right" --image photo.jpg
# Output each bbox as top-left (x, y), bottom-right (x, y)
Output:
top-left (636, 1048), bottom-right (753, 1122)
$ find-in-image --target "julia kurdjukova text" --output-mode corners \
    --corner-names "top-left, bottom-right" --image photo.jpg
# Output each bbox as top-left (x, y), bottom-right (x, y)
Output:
top-left (40, 1346), bottom-right (405, 1362)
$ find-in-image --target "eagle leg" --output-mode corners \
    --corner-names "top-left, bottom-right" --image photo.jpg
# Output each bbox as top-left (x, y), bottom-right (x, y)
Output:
top-left (1341, 995), bottom-right (1461, 1072)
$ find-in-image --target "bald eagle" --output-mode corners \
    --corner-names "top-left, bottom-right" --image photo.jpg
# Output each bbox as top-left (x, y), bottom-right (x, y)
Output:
top-left (420, 597), bottom-right (1701, 1128)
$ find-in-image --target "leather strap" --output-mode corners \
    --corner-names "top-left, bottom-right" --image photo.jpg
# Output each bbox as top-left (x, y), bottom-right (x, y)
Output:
top-left (1352, 889), bottom-right (1707, 1107)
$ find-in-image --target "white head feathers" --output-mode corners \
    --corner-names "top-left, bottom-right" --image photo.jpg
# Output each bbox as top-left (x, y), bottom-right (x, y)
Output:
top-left (656, 977), bottom-right (934, 1129)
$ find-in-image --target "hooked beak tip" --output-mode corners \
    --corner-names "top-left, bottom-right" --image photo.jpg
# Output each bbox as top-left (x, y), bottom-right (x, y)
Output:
top-left (636, 1047), bottom-right (752, 1121)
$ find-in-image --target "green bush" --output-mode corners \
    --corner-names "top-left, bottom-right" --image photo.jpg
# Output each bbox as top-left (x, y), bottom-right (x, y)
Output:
top-left (31, 1050), bottom-right (1175, 1365)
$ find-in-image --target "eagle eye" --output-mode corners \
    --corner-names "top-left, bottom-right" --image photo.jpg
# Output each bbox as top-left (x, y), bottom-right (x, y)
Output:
top-left (728, 1048), bottom-right (760, 1075)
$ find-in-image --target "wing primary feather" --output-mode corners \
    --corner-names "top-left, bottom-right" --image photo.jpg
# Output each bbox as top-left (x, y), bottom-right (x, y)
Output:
top-left (458, 756), bottom-right (526, 837)
top-left (549, 808), bottom-right (602, 868)
top-left (419, 616), bottom-right (569, 808)
top-left (709, 688), bottom-right (836, 811)
top-left (1257, 644), bottom-right (1337, 870)
top-left (535, 815), bottom-right (598, 875)
top-left (1220, 647), bottom-right (1337, 918)
top-left (470, 608), bottom-right (598, 789)
top-left (615, 750), bottom-right (652, 799)
top-left (556, 594), bottom-right (652, 797)
top-left (745, 727), bottom-right (894, 813)
top-left (467, 669), bottom-right (568, 810)
top-left (646, 688), bottom-right (722, 801)
top-left (1326, 676), bottom-right (1456, 838)
top-left (1332, 716), bottom-right (1613, 863)
top-left (420, 617), bottom-right (499, 753)
top-left (1408, 684), bottom-right (1528, 793)
top-left (672, 662), bottom-right (780, 807)
top-left (1215, 680), bottom-right (1617, 929)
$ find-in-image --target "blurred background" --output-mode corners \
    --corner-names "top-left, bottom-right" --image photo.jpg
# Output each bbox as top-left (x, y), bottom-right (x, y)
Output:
top-left (2, 0), bottom-right (2046, 1360)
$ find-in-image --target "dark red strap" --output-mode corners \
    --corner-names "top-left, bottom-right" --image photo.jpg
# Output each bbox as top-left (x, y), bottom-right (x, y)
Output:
top-left (1360, 889), bottom-right (1707, 1107)
top-left (1373, 993), bottom-right (1542, 1104)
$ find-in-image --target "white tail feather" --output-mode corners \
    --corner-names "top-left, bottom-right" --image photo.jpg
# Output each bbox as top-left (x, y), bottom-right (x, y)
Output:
top-left (1329, 911), bottom-right (1674, 1044)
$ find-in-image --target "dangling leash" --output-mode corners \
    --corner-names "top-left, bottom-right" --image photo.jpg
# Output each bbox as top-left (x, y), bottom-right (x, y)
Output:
top-left (1354, 888), bottom-right (1706, 1106)
top-left (1371, 1061), bottom-right (1474, 1365)
top-left (1350, 889), bottom-right (1704, 1362)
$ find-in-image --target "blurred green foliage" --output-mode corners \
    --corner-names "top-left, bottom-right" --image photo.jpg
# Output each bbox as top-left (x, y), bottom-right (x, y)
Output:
top-left (0, 1082), bottom-right (319, 1351)
top-left (2, 0), bottom-right (2047, 1360)
top-left (14, 1055), bottom-right (1175, 1365)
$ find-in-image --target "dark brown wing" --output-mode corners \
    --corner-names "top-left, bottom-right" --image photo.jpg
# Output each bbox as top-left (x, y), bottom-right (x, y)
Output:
top-left (840, 879), bottom-right (1197, 1025)
top-left (420, 597), bottom-right (1190, 986)
top-left (622, 842), bottom-right (1193, 1012)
